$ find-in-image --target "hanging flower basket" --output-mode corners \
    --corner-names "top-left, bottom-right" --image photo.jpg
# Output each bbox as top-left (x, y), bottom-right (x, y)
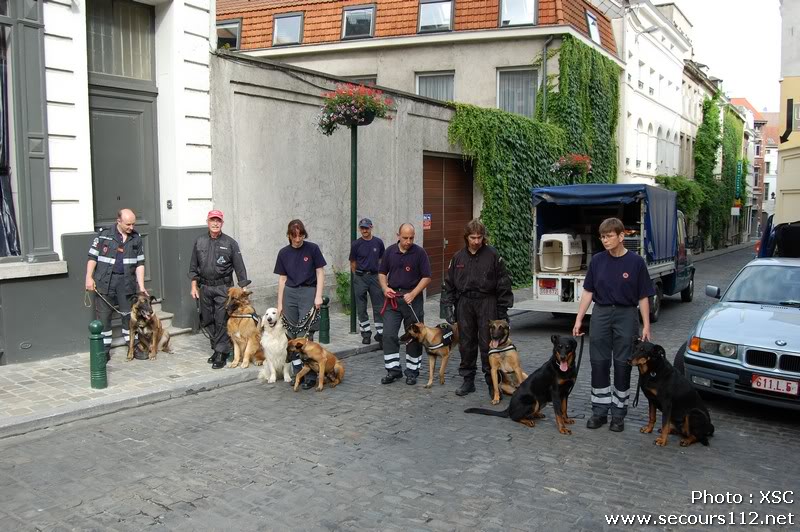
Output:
top-left (551, 153), bottom-right (592, 183)
top-left (317, 83), bottom-right (394, 136)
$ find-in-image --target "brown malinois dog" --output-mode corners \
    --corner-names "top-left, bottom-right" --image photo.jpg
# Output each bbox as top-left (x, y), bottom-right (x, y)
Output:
top-left (127, 292), bottom-right (171, 361)
top-left (400, 323), bottom-right (459, 388)
top-left (286, 338), bottom-right (345, 392)
top-left (487, 319), bottom-right (527, 405)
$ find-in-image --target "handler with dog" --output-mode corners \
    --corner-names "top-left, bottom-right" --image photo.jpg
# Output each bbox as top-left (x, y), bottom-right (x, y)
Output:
top-left (349, 217), bottom-right (385, 345)
top-left (378, 223), bottom-right (431, 385)
top-left (572, 217), bottom-right (654, 433)
top-left (441, 219), bottom-right (513, 397)
top-left (189, 210), bottom-right (250, 370)
top-left (85, 208), bottom-right (147, 361)
top-left (275, 219), bottom-right (327, 389)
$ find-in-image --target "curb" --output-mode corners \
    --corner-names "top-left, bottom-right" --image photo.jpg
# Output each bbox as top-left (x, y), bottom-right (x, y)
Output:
top-left (692, 242), bottom-right (754, 262)
top-left (0, 342), bottom-right (381, 440)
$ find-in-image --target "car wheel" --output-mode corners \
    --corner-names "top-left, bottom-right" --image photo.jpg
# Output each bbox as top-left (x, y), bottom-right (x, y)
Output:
top-left (649, 284), bottom-right (663, 323)
top-left (674, 342), bottom-right (686, 374)
top-left (681, 275), bottom-right (694, 302)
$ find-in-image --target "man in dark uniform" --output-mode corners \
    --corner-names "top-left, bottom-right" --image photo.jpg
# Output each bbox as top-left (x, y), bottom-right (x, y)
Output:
top-left (573, 217), bottom-right (654, 433)
top-left (441, 219), bottom-right (513, 397)
top-left (378, 223), bottom-right (431, 385)
top-left (349, 217), bottom-right (385, 345)
top-left (189, 210), bottom-right (250, 369)
top-left (85, 208), bottom-right (147, 361)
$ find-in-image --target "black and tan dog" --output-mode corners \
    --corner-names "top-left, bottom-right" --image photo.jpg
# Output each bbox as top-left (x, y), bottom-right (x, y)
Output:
top-left (127, 292), bottom-right (171, 361)
top-left (286, 338), bottom-right (345, 392)
top-left (225, 287), bottom-right (265, 369)
top-left (400, 322), bottom-right (459, 388)
top-left (487, 319), bottom-right (528, 404)
top-left (629, 339), bottom-right (714, 447)
top-left (465, 335), bottom-right (578, 434)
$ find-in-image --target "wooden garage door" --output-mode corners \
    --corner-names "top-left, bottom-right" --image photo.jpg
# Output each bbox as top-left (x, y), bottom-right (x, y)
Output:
top-left (422, 156), bottom-right (474, 295)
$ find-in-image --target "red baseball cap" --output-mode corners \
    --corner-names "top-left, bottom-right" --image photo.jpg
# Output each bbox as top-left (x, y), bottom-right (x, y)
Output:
top-left (207, 210), bottom-right (224, 221)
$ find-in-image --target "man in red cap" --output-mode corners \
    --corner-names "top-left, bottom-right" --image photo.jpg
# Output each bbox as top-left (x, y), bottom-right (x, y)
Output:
top-left (189, 209), bottom-right (250, 369)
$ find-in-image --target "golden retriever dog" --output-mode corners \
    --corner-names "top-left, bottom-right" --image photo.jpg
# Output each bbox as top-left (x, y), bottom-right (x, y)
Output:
top-left (257, 307), bottom-right (291, 383)
top-left (127, 292), bottom-right (171, 361)
top-left (286, 338), bottom-right (345, 392)
top-left (225, 287), bottom-right (265, 369)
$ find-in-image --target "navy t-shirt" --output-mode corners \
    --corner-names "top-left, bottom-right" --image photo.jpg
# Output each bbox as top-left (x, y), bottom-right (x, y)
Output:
top-left (274, 241), bottom-right (327, 288)
top-left (349, 237), bottom-right (385, 273)
top-left (583, 250), bottom-right (655, 306)
top-left (379, 243), bottom-right (432, 290)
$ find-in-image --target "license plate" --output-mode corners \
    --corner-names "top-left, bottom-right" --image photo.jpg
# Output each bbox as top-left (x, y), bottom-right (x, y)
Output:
top-left (751, 375), bottom-right (800, 396)
top-left (539, 288), bottom-right (558, 295)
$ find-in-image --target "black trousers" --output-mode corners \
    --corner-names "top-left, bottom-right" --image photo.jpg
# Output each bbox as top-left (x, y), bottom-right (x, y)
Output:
top-left (589, 304), bottom-right (639, 419)
top-left (199, 283), bottom-right (232, 354)
top-left (95, 272), bottom-right (133, 355)
top-left (456, 295), bottom-right (497, 379)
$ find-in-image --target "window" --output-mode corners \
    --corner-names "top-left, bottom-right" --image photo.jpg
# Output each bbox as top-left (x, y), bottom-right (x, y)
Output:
top-left (754, 167), bottom-right (760, 186)
top-left (342, 6), bottom-right (375, 39)
top-left (347, 76), bottom-right (377, 86)
top-left (419, 0), bottom-right (452, 33)
top-left (273, 13), bottom-right (303, 46)
top-left (217, 20), bottom-right (241, 50)
top-left (0, 25), bottom-right (20, 257)
top-left (765, 183), bottom-right (770, 199)
top-left (500, 0), bottom-right (535, 27)
top-left (755, 144), bottom-right (761, 156)
top-left (585, 11), bottom-right (601, 45)
top-left (766, 161), bottom-right (771, 174)
top-left (498, 69), bottom-right (537, 117)
top-left (417, 73), bottom-right (454, 101)
top-left (87, 0), bottom-right (155, 81)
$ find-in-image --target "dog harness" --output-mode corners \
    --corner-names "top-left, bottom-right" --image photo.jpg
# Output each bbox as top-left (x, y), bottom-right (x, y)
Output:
top-left (229, 311), bottom-right (260, 324)
top-left (424, 323), bottom-right (455, 352)
top-left (488, 344), bottom-right (516, 356)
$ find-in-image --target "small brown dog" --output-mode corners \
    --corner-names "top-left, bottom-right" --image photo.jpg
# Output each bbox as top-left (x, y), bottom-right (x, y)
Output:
top-left (127, 292), bottom-right (171, 361)
top-left (225, 287), bottom-right (265, 369)
top-left (487, 319), bottom-right (527, 404)
top-left (400, 323), bottom-right (459, 388)
top-left (286, 338), bottom-right (345, 392)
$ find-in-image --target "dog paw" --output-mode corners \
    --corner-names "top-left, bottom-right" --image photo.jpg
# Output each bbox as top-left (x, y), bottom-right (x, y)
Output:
top-left (439, 378), bottom-right (445, 385)
top-left (293, 385), bottom-right (300, 392)
top-left (424, 383), bottom-right (433, 389)
top-left (228, 362), bottom-right (239, 369)
top-left (241, 363), bottom-right (250, 369)
top-left (255, 361), bottom-right (263, 366)
top-left (148, 356), bottom-right (157, 361)
top-left (267, 377), bottom-right (277, 384)
top-left (654, 438), bottom-right (668, 447)
top-left (641, 426), bottom-right (654, 434)
top-left (491, 399), bottom-right (499, 405)
top-left (283, 377), bottom-right (292, 383)
top-left (316, 386), bottom-right (323, 392)
top-left (559, 427), bottom-right (572, 435)
top-left (563, 418), bottom-right (575, 425)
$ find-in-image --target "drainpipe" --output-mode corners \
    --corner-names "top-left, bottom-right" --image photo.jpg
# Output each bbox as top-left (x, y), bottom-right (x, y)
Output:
top-left (541, 36), bottom-right (554, 121)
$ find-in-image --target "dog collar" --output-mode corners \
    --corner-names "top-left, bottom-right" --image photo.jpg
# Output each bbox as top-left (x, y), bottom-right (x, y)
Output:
top-left (488, 344), bottom-right (516, 355)
top-left (230, 312), bottom-right (260, 324)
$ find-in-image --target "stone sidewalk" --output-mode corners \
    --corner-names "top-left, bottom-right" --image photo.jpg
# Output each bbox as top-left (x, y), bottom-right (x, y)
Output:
top-left (0, 242), bottom-right (750, 440)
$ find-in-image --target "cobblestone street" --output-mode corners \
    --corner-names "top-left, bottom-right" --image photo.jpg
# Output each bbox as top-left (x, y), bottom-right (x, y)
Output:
top-left (1, 248), bottom-right (797, 531)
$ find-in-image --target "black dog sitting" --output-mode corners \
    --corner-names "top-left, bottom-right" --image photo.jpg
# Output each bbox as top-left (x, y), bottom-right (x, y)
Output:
top-left (629, 339), bottom-right (715, 447)
top-left (465, 335), bottom-right (578, 434)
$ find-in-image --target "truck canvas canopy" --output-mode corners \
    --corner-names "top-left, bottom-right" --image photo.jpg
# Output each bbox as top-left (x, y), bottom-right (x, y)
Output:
top-left (531, 184), bottom-right (678, 262)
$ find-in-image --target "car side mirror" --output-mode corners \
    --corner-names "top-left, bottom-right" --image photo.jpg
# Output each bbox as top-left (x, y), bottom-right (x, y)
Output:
top-left (705, 285), bottom-right (721, 299)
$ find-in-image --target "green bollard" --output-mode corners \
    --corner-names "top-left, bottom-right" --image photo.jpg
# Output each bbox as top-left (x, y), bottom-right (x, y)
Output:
top-left (89, 320), bottom-right (108, 389)
top-left (318, 296), bottom-right (331, 344)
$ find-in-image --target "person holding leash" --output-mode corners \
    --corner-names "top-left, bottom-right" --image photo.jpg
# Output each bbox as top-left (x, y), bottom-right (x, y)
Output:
top-left (441, 219), bottom-right (513, 397)
top-left (378, 223), bottom-right (432, 385)
top-left (275, 219), bottom-right (327, 389)
top-left (189, 210), bottom-right (250, 370)
top-left (350, 217), bottom-right (385, 345)
top-left (85, 208), bottom-right (147, 361)
top-left (572, 217), bottom-right (654, 433)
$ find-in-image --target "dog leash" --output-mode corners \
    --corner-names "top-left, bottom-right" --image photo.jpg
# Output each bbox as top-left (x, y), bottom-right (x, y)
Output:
top-left (380, 294), bottom-right (421, 323)
top-left (84, 290), bottom-right (131, 317)
top-left (281, 307), bottom-right (320, 338)
top-left (195, 299), bottom-right (213, 340)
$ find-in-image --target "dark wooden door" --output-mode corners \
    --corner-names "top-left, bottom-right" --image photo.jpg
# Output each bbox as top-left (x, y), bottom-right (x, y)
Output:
top-left (422, 156), bottom-right (473, 295)
top-left (89, 90), bottom-right (161, 297)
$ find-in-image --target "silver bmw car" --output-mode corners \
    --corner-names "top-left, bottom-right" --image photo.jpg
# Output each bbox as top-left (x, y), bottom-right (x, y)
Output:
top-left (675, 258), bottom-right (800, 410)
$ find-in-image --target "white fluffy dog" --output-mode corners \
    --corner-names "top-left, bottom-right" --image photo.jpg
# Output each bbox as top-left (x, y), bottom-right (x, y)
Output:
top-left (257, 308), bottom-right (291, 383)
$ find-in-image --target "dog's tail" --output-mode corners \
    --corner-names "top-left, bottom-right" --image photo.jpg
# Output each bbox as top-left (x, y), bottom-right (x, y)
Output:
top-left (464, 406), bottom-right (510, 418)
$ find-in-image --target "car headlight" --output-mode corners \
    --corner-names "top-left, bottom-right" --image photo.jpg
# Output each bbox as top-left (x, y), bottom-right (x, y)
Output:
top-left (689, 337), bottom-right (738, 358)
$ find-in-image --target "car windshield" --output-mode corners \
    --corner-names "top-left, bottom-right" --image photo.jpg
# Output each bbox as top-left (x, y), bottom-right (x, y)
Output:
top-left (723, 264), bottom-right (800, 306)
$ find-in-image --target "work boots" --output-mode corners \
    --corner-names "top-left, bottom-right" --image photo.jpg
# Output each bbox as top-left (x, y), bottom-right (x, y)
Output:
top-left (211, 351), bottom-right (227, 369)
top-left (455, 376), bottom-right (476, 396)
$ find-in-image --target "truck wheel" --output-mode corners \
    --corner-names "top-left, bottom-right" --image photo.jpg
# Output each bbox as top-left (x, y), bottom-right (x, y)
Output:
top-left (674, 342), bottom-right (686, 374)
top-left (681, 275), bottom-right (694, 302)
top-left (649, 284), bottom-right (663, 323)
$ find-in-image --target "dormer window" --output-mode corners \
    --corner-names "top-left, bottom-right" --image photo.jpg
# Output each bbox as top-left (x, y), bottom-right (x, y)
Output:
top-left (343, 5), bottom-right (375, 39)
top-left (419, 0), bottom-right (452, 33)
top-left (273, 12), bottom-right (303, 46)
top-left (501, 0), bottom-right (536, 27)
top-left (586, 11), bottom-right (601, 45)
top-left (217, 20), bottom-right (241, 50)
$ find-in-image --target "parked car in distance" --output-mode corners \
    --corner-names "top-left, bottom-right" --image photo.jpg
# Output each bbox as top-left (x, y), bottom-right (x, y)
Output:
top-left (675, 258), bottom-right (800, 411)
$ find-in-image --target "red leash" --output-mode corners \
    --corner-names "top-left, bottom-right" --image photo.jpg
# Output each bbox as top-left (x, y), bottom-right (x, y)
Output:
top-left (380, 295), bottom-right (398, 316)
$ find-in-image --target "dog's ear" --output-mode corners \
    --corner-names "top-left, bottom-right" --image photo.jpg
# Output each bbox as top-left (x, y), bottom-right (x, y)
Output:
top-left (568, 338), bottom-right (577, 350)
top-left (149, 295), bottom-right (157, 304)
top-left (128, 293), bottom-right (139, 304)
top-left (633, 336), bottom-right (642, 346)
top-left (655, 345), bottom-right (666, 358)
top-left (551, 334), bottom-right (558, 345)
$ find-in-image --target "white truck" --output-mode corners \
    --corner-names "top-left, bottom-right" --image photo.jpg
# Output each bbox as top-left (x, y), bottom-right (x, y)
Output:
top-left (515, 184), bottom-right (695, 322)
